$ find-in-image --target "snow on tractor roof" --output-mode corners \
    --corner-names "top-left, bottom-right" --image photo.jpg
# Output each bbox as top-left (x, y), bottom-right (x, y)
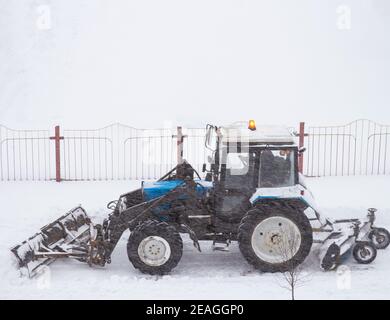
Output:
top-left (221, 121), bottom-right (296, 146)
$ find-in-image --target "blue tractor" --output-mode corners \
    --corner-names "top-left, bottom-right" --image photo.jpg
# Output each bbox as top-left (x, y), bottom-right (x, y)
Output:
top-left (12, 121), bottom-right (390, 277)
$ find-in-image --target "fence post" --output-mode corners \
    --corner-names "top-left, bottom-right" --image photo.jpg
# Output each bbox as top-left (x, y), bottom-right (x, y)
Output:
top-left (176, 126), bottom-right (184, 165)
top-left (298, 122), bottom-right (305, 173)
top-left (50, 125), bottom-right (64, 182)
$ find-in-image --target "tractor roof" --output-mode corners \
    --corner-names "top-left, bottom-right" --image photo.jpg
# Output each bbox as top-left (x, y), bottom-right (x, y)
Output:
top-left (220, 121), bottom-right (297, 146)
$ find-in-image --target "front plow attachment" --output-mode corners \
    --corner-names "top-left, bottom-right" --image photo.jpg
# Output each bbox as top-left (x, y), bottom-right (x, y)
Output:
top-left (11, 207), bottom-right (93, 278)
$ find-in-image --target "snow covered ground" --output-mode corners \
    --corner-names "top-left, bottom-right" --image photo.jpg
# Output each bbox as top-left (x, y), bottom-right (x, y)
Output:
top-left (0, 175), bottom-right (389, 300)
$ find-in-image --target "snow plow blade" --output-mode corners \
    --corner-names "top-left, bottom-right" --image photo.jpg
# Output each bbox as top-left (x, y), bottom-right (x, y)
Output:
top-left (10, 207), bottom-right (93, 278)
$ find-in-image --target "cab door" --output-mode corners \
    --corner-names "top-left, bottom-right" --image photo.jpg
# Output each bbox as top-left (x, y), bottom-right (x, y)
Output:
top-left (214, 149), bottom-right (259, 224)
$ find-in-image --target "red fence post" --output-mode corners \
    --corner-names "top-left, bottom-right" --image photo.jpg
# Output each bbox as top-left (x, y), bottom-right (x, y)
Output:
top-left (50, 125), bottom-right (64, 182)
top-left (176, 126), bottom-right (184, 165)
top-left (298, 122), bottom-right (305, 173)
top-left (174, 126), bottom-right (188, 165)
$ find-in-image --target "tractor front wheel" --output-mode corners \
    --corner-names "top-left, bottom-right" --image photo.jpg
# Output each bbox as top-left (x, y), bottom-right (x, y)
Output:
top-left (127, 220), bottom-right (183, 275)
top-left (238, 203), bottom-right (313, 273)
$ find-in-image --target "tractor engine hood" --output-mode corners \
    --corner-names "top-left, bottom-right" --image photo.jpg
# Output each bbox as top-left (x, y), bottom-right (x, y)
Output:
top-left (142, 179), bottom-right (213, 201)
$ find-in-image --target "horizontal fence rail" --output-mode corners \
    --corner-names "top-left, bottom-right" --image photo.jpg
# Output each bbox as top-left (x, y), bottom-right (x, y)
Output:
top-left (1, 119), bottom-right (389, 182)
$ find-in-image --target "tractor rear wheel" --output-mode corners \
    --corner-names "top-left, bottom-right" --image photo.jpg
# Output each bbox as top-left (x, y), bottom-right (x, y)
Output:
top-left (238, 202), bottom-right (313, 273)
top-left (127, 220), bottom-right (183, 275)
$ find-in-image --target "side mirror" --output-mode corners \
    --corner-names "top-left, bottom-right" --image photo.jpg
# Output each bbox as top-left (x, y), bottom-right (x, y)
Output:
top-left (202, 163), bottom-right (207, 173)
top-left (107, 200), bottom-right (118, 210)
top-left (298, 147), bottom-right (306, 154)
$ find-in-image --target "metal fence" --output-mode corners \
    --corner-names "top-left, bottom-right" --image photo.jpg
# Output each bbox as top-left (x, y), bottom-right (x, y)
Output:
top-left (303, 119), bottom-right (390, 177)
top-left (60, 124), bottom-right (178, 181)
top-left (1, 120), bottom-right (389, 182)
top-left (0, 123), bottom-right (210, 181)
top-left (182, 127), bottom-right (211, 175)
top-left (0, 124), bottom-right (54, 181)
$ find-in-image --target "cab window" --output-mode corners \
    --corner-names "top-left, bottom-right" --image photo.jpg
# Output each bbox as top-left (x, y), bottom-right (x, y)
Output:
top-left (224, 152), bottom-right (255, 189)
top-left (259, 149), bottom-right (295, 188)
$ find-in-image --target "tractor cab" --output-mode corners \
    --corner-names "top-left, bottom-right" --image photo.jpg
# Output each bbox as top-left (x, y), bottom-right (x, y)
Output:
top-left (204, 121), bottom-right (301, 228)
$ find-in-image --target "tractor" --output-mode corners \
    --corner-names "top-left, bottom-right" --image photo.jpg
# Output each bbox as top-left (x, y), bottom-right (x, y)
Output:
top-left (11, 120), bottom-right (390, 277)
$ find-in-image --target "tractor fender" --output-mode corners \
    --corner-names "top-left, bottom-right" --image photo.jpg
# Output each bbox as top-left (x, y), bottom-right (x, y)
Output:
top-left (249, 184), bottom-right (327, 224)
top-left (250, 184), bottom-right (313, 207)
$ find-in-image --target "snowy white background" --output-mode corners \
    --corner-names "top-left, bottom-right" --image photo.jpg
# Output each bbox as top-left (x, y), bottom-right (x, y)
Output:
top-left (0, 0), bottom-right (390, 129)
